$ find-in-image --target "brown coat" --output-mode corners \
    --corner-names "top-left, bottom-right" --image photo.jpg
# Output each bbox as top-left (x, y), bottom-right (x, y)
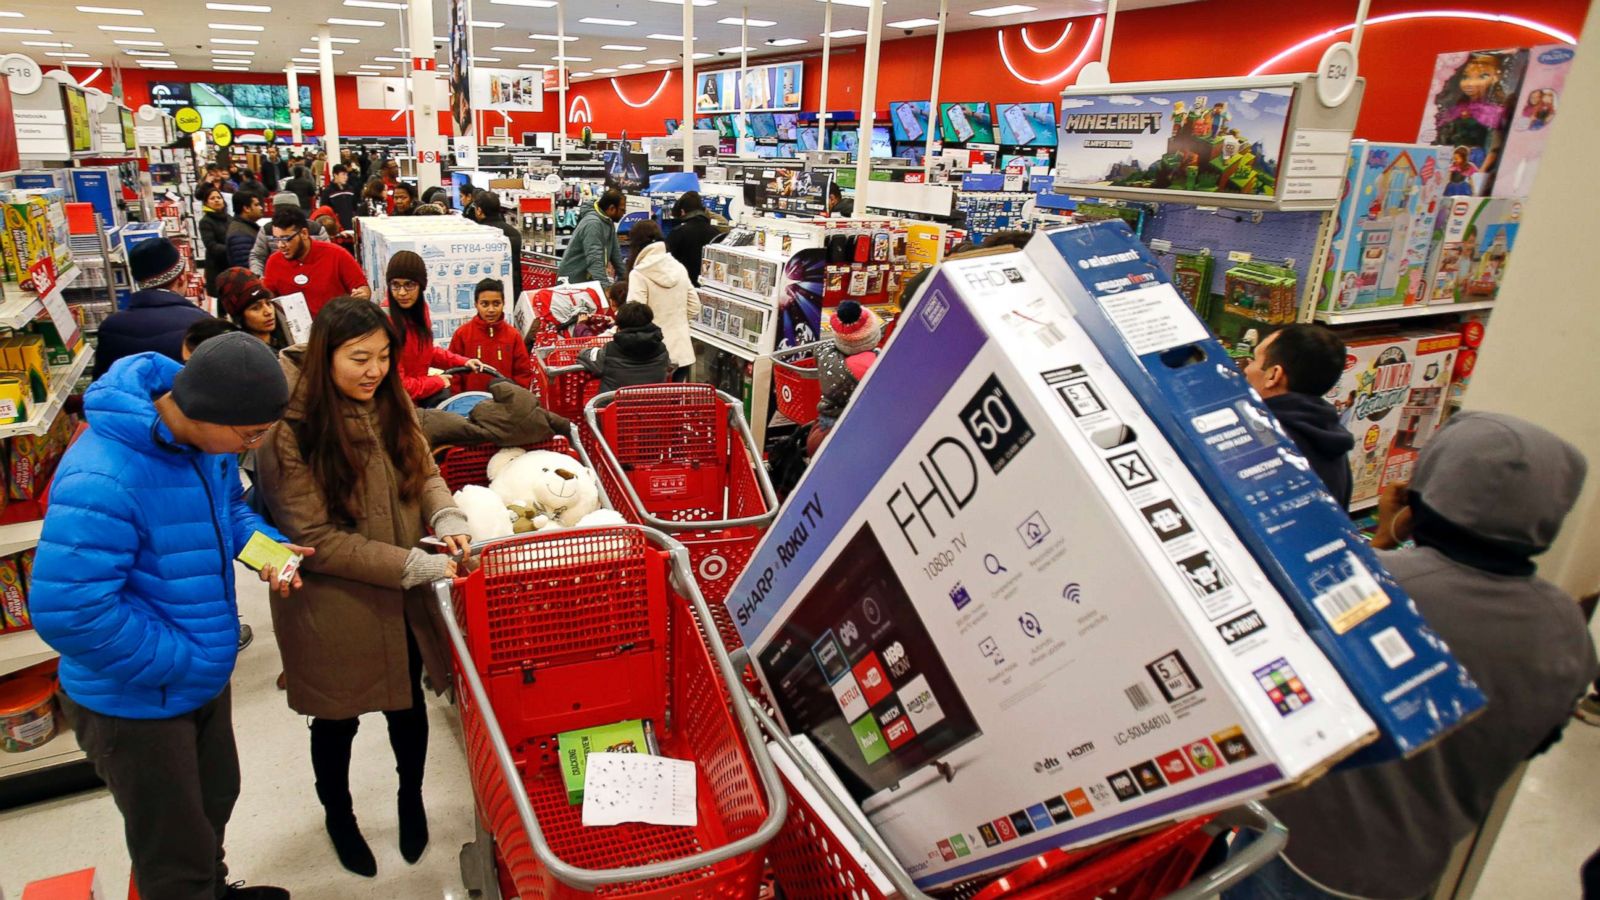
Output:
top-left (257, 345), bottom-right (456, 720)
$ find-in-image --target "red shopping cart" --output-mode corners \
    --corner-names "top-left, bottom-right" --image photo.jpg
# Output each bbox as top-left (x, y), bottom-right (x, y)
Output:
top-left (521, 253), bottom-right (560, 293)
top-left (436, 526), bottom-right (787, 899)
top-left (532, 337), bottom-right (611, 422)
top-left (770, 341), bottom-right (825, 426)
top-left (744, 692), bottom-right (1288, 900)
top-left (582, 385), bottom-right (779, 649)
top-left (521, 283), bottom-right (612, 348)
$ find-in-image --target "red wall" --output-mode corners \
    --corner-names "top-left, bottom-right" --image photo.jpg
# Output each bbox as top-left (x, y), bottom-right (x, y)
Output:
top-left (86, 0), bottom-right (1590, 145)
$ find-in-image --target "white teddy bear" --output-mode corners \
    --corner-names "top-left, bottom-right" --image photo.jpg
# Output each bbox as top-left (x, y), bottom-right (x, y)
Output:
top-left (448, 448), bottom-right (627, 545)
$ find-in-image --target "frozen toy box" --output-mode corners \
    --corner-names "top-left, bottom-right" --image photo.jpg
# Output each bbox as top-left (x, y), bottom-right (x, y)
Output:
top-left (1025, 221), bottom-right (1483, 762)
top-left (727, 250), bottom-right (1377, 889)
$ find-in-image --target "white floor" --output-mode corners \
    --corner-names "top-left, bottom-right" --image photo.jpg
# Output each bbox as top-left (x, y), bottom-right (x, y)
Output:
top-left (2, 569), bottom-right (1598, 899)
top-left (0, 567), bottom-right (480, 900)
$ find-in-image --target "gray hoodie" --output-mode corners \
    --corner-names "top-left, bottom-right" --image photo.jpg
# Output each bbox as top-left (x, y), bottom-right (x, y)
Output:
top-left (1261, 412), bottom-right (1597, 900)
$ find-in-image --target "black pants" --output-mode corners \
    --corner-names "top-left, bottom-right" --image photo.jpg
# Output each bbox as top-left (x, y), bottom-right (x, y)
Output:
top-left (63, 686), bottom-right (240, 900)
top-left (308, 625), bottom-right (429, 812)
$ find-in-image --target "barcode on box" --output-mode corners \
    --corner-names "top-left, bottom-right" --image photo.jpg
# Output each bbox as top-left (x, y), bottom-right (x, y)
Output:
top-left (1037, 322), bottom-right (1066, 348)
top-left (1371, 627), bottom-right (1416, 669)
top-left (1125, 682), bottom-right (1152, 710)
top-left (1312, 569), bottom-right (1390, 635)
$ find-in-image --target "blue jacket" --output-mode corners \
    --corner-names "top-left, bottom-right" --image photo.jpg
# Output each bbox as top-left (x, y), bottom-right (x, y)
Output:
top-left (93, 288), bottom-right (212, 380)
top-left (31, 354), bottom-right (285, 718)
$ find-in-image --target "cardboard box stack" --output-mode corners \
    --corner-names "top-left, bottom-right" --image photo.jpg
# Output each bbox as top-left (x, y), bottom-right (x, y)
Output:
top-left (356, 217), bottom-right (514, 343)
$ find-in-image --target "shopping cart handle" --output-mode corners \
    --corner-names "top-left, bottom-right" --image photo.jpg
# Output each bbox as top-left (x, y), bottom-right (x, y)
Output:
top-left (431, 525), bottom-right (788, 891)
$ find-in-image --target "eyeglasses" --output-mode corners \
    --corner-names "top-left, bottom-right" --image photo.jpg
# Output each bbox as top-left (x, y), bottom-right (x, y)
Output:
top-left (232, 424), bottom-right (274, 447)
top-left (388, 279), bottom-right (420, 292)
top-left (269, 231), bottom-right (301, 246)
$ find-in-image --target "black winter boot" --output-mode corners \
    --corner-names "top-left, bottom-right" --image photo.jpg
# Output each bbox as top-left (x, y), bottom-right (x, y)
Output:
top-left (310, 717), bottom-right (378, 878)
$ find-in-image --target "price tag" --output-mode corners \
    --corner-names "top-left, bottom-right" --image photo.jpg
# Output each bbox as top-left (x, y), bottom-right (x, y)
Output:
top-left (1227, 250), bottom-right (1253, 263)
top-left (27, 257), bottom-right (56, 298)
top-left (40, 284), bottom-right (80, 349)
top-left (1316, 42), bottom-right (1359, 108)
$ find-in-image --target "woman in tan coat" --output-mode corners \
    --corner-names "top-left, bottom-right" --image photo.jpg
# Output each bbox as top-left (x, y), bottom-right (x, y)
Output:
top-left (257, 297), bottom-right (471, 878)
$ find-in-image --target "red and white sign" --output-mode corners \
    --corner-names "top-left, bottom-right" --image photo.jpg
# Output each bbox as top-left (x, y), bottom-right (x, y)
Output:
top-left (543, 66), bottom-right (567, 91)
top-left (27, 256), bottom-right (56, 298)
top-left (413, 57), bottom-right (436, 72)
top-left (419, 150), bottom-right (440, 164)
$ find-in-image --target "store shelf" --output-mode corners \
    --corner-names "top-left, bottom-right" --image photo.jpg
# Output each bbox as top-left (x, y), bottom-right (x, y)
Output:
top-left (0, 265), bottom-right (83, 331)
top-left (691, 328), bottom-right (760, 361)
top-left (0, 628), bottom-right (53, 678)
top-left (1314, 300), bottom-right (1496, 326)
top-left (0, 518), bottom-right (43, 558)
top-left (0, 350), bottom-right (92, 440)
top-left (0, 726), bottom-right (85, 780)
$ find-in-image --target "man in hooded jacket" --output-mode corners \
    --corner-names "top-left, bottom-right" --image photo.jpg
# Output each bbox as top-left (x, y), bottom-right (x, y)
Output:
top-left (1225, 411), bottom-right (1597, 900)
top-left (1243, 324), bottom-right (1356, 508)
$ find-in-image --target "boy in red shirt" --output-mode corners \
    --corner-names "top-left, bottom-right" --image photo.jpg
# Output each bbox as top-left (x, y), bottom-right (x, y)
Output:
top-left (449, 278), bottom-right (534, 393)
top-left (262, 206), bottom-right (369, 317)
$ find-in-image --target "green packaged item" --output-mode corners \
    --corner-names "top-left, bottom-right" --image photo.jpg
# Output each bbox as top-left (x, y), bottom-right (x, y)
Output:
top-left (29, 319), bottom-right (77, 367)
top-left (1171, 251), bottom-right (1215, 318)
top-left (557, 718), bottom-right (657, 805)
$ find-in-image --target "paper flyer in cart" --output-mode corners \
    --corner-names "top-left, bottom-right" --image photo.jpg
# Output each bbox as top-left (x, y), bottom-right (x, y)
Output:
top-left (1025, 222), bottom-right (1486, 760)
top-left (727, 253), bottom-right (1376, 889)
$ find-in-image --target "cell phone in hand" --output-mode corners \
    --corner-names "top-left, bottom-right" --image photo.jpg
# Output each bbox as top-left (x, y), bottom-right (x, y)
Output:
top-left (237, 531), bottom-right (303, 583)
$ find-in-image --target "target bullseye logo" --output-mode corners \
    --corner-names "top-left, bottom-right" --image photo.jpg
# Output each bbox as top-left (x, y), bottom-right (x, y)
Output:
top-left (780, 385), bottom-right (795, 403)
top-left (699, 554), bottom-right (729, 582)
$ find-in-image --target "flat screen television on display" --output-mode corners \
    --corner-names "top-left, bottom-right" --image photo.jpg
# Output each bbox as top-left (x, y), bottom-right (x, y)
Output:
top-left (830, 129), bottom-right (859, 156)
top-left (748, 112), bottom-right (779, 139)
top-left (664, 117), bottom-right (680, 133)
top-left (996, 101), bottom-right (1059, 146)
top-left (774, 112), bottom-right (799, 141)
top-left (870, 126), bottom-right (893, 159)
top-left (939, 101), bottom-right (994, 144)
top-left (148, 81), bottom-right (314, 131)
top-left (695, 117), bottom-right (714, 130)
top-left (754, 143), bottom-right (780, 159)
top-left (888, 101), bottom-right (930, 144)
top-left (63, 87), bottom-right (91, 153)
top-left (119, 108), bottom-right (136, 151)
top-left (796, 126), bottom-right (820, 151)
top-left (715, 116), bottom-right (739, 138)
top-left (897, 144), bottom-right (926, 165)
top-left (778, 141), bottom-right (798, 157)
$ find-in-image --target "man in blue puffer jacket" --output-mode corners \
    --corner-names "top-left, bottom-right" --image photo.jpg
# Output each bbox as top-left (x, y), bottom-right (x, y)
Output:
top-left (32, 334), bottom-right (312, 900)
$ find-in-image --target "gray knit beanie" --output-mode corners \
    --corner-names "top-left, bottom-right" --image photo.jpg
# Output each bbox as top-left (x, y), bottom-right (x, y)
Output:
top-left (172, 331), bottom-right (290, 426)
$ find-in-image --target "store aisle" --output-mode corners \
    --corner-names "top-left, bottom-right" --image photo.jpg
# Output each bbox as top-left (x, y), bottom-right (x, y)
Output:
top-left (0, 567), bottom-right (478, 900)
top-left (1476, 713), bottom-right (1600, 899)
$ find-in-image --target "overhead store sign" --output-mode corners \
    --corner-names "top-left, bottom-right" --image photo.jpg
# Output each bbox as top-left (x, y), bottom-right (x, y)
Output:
top-left (1055, 74), bottom-right (1363, 211)
top-left (695, 61), bottom-right (803, 113)
top-left (150, 82), bottom-right (313, 133)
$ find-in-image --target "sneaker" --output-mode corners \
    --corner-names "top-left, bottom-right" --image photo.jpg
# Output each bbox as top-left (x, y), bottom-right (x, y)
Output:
top-left (223, 882), bottom-right (290, 899)
top-left (1577, 695), bottom-right (1600, 726)
top-left (238, 623), bottom-right (254, 652)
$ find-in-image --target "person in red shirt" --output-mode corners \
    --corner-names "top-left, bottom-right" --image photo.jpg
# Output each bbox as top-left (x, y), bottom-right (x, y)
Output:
top-left (448, 278), bottom-right (533, 394)
top-left (385, 250), bottom-right (484, 405)
top-left (262, 206), bottom-right (370, 317)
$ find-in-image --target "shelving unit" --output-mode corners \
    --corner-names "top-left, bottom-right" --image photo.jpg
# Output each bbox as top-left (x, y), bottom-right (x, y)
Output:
top-left (0, 518), bottom-right (43, 558)
top-left (0, 628), bottom-right (51, 679)
top-left (1314, 300), bottom-right (1497, 326)
top-left (0, 350), bottom-right (91, 440)
top-left (0, 265), bottom-right (83, 331)
top-left (0, 726), bottom-right (81, 781)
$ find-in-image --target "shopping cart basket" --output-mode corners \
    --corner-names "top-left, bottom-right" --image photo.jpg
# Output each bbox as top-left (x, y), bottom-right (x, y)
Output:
top-left (522, 253), bottom-right (560, 293)
top-left (582, 385), bottom-right (779, 645)
top-left (432, 421), bottom-right (610, 504)
top-left (770, 341), bottom-right (825, 426)
top-left (533, 337), bottom-right (612, 421)
top-left (743, 687), bottom-right (1288, 900)
top-left (435, 526), bottom-right (787, 899)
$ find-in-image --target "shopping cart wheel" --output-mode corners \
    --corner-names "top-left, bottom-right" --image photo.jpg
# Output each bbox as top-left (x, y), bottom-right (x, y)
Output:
top-left (459, 818), bottom-right (500, 899)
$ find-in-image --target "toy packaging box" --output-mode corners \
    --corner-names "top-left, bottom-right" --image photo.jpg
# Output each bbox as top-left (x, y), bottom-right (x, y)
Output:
top-left (1316, 143), bottom-right (1446, 314)
top-left (1417, 48), bottom-right (1530, 197)
top-left (356, 217), bottom-right (513, 343)
top-left (1496, 45), bottom-right (1574, 199)
top-left (727, 251), bottom-right (1377, 889)
top-left (1025, 222), bottom-right (1484, 763)
top-left (1426, 196), bottom-right (1522, 305)
top-left (1327, 329), bottom-right (1462, 509)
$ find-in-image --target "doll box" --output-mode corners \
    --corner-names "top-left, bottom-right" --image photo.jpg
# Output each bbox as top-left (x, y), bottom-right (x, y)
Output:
top-left (1315, 143), bottom-right (1446, 314)
top-left (727, 251), bottom-right (1376, 889)
top-left (1497, 45), bottom-right (1574, 199)
top-left (1026, 222), bottom-right (1483, 764)
top-left (1416, 48), bottom-right (1530, 197)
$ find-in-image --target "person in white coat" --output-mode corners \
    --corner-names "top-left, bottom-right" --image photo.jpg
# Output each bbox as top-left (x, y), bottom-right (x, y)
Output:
top-left (626, 220), bottom-right (701, 381)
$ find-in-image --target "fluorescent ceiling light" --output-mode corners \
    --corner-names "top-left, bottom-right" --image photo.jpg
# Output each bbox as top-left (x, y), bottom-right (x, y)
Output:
top-left (300, 47), bottom-right (345, 54)
top-left (618, 63), bottom-right (643, 69)
top-left (490, 45), bottom-right (538, 53)
top-left (76, 6), bottom-right (142, 14)
top-left (822, 28), bottom-right (866, 37)
top-left (647, 33), bottom-right (693, 41)
top-left (23, 40), bottom-right (73, 47)
top-left (0, 26), bottom-right (51, 33)
top-left (648, 0), bottom-right (716, 6)
top-left (888, 17), bottom-right (939, 27)
top-left (816, 0), bottom-right (870, 6)
top-left (0, 11), bottom-right (21, 16)
top-left (719, 16), bottom-right (774, 26)
top-left (692, 51), bottom-right (713, 59)
top-left (327, 17), bottom-right (384, 25)
top-left (719, 45), bottom-right (755, 52)
top-left (115, 39), bottom-right (163, 45)
top-left (344, 0), bottom-right (406, 7)
top-left (389, 47), bottom-right (412, 52)
top-left (572, 71), bottom-right (591, 77)
top-left (554, 54), bottom-right (590, 61)
top-left (373, 55), bottom-right (408, 61)
top-left (528, 33), bottom-right (576, 41)
top-left (580, 17), bottom-right (634, 25)
top-left (601, 44), bottom-right (646, 51)
top-left (970, 4), bottom-right (1036, 16)
top-left (472, 55), bottom-right (501, 61)
top-left (593, 67), bottom-right (617, 73)
top-left (357, 62), bottom-right (391, 67)
top-left (45, 51), bottom-right (89, 57)
top-left (516, 63), bottom-right (550, 69)
top-left (767, 37), bottom-right (806, 45)
top-left (206, 2), bottom-right (272, 9)
top-left (315, 35), bottom-right (361, 43)
top-left (98, 24), bottom-right (154, 32)
top-left (137, 61), bottom-right (177, 66)
top-left (470, 20), bottom-right (504, 27)
top-left (492, 0), bottom-right (556, 6)
top-left (433, 34), bottom-right (446, 41)
top-left (291, 57), bottom-right (319, 63)
top-left (211, 38), bottom-right (258, 44)
top-left (214, 65), bottom-right (249, 70)
top-left (124, 49), bottom-right (170, 55)
top-left (645, 57), bottom-right (675, 64)
top-left (213, 49), bottom-right (255, 55)
top-left (209, 22), bottom-right (265, 30)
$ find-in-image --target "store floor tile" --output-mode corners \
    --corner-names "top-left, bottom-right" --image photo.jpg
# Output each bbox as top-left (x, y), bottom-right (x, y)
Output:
top-left (0, 565), bottom-right (479, 900)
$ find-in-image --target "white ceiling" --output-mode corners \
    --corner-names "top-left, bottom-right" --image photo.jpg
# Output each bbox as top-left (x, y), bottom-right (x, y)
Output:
top-left (0, 0), bottom-right (1187, 86)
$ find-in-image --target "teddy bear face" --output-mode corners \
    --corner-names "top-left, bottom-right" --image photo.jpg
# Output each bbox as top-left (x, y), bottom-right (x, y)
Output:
top-left (490, 448), bottom-right (603, 527)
